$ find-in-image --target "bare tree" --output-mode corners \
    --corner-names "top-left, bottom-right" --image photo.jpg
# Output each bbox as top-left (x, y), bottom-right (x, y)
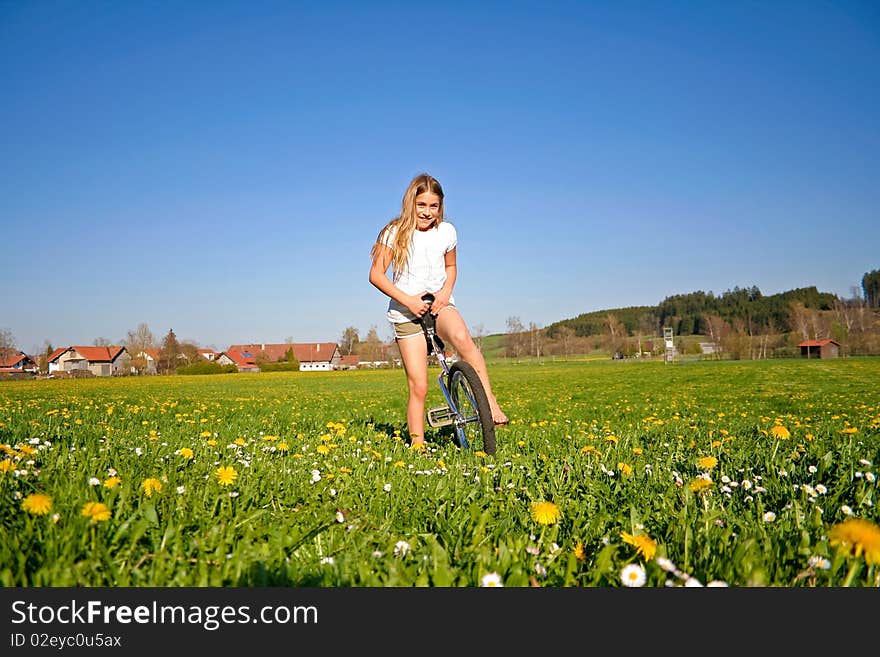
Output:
top-left (471, 323), bottom-right (486, 352)
top-left (339, 326), bottom-right (360, 356)
top-left (0, 327), bottom-right (17, 359)
top-left (124, 323), bottom-right (156, 375)
top-left (556, 325), bottom-right (576, 356)
top-left (788, 301), bottom-right (814, 340)
top-left (93, 337), bottom-right (112, 346)
top-left (361, 326), bottom-right (384, 364)
top-left (702, 314), bottom-right (729, 359)
top-left (604, 313), bottom-right (626, 357)
top-left (528, 322), bottom-right (544, 357)
top-left (505, 316), bottom-right (526, 358)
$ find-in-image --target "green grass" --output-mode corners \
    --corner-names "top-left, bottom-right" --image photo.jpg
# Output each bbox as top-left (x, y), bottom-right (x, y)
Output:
top-left (1, 357), bottom-right (878, 587)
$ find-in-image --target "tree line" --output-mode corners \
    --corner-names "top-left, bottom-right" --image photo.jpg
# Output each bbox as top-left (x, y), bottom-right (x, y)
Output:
top-left (505, 271), bottom-right (880, 360)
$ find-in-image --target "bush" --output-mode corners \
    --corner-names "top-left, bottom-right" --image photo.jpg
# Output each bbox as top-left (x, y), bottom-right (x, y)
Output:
top-left (258, 362), bottom-right (301, 372)
top-left (176, 362), bottom-right (238, 375)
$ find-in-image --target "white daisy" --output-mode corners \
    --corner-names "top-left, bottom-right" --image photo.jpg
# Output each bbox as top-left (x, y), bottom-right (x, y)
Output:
top-left (621, 563), bottom-right (646, 588)
top-left (706, 580), bottom-right (729, 587)
top-left (480, 572), bottom-right (503, 587)
top-left (763, 511), bottom-right (777, 522)
top-left (88, 477), bottom-right (100, 486)
top-left (393, 540), bottom-right (410, 557)
top-left (808, 556), bottom-right (831, 570)
top-left (655, 557), bottom-right (676, 573)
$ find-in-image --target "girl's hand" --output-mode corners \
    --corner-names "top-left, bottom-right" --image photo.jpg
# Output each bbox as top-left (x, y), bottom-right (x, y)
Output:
top-left (431, 289), bottom-right (451, 313)
top-left (405, 294), bottom-right (430, 318)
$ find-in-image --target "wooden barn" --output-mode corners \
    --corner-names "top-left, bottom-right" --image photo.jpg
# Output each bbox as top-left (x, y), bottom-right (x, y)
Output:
top-left (797, 339), bottom-right (840, 359)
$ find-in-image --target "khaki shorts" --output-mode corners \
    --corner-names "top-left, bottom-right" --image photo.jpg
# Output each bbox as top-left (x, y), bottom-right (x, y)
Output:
top-left (391, 305), bottom-right (456, 340)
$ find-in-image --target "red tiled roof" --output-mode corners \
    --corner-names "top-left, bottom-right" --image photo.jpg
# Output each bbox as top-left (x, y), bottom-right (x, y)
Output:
top-left (47, 346), bottom-right (127, 362)
top-left (0, 352), bottom-right (27, 368)
top-left (47, 347), bottom-right (68, 363)
top-left (226, 342), bottom-right (339, 363)
top-left (221, 350), bottom-right (257, 366)
top-left (69, 346), bottom-right (127, 362)
top-left (797, 339), bottom-right (839, 347)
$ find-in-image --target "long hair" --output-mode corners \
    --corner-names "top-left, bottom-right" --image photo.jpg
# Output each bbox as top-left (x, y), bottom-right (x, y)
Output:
top-left (370, 173), bottom-right (445, 278)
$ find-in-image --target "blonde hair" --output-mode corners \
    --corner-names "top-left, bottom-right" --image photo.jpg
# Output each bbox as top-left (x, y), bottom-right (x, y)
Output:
top-left (370, 173), bottom-right (445, 278)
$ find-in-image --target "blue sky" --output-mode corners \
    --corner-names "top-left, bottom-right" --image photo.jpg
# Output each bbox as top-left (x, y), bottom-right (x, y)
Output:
top-left (2, 0), bottom-right (878, 354)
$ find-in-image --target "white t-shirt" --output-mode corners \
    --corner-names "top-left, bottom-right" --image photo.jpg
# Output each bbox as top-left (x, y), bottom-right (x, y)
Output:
top-left (381, 221), bottom-right (458, 323)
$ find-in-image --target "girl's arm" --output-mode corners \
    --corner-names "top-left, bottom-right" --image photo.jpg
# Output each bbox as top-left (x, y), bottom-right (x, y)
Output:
top-left (431, 248), bottom-right (457, 313)
top-left (369, 244), bottom-right (429, 317)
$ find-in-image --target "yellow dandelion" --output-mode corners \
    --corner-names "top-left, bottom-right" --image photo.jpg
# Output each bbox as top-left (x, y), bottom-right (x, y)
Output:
top-left (604, 435), bottom-right (618, 444)
top-left (216, 466), bottom-right (238, 486)
top-left (199, 430), bottom-right (212, 438)
top-left (234, 437), bottom-right (247, 446)
top-left (621, 531), bottom-right (657, 561)
top-left (142, 478), bottom-right (162, 497)
top-left (103, 476), bottom-right (121, 489)
top-left (80, 501), bottom-right (111, 524)
top-left (617, 462), bottom-right (633, 476)
top-left (697, 456), bottom-right (718, 469)
top-left (580, 445), bottom-right (600, 455)
top-left (206, 438), bottom-right (217, 446)
top-left (632, 447), bottom-right (643, 455)
top-left (278, 442), bottom-right (289, 452)
top-left (573, 541), bottom-right (587, 562)
top-left (475, 450), bottom-right (487, 458)
top-left (530, 501), bottom-right (561, 525)
top-left (0, 458), bottom-right (14, 473)
top-left (22, 493), bottom-right (53, 515)
top-left (177, 447), bottom-right (194, 460)
top-left (842, 427), bottom-right (858, 434)
top-left (316, 444), bottom-right (331, 455)
top-left (688, 478), bottom-right (713, 493)
top-left (829, 519), bottom-right (880, 565)
top-left (770, 425), bottom-right (791, 439)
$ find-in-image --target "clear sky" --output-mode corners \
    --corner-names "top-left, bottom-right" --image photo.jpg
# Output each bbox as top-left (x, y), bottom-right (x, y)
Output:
top-left (2, 0), bottom-right (878, 354)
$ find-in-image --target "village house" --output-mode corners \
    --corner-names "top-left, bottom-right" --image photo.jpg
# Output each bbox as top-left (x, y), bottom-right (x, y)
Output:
top-left (215, 349), bottom-right (260, 373)
top-left (47, 346), bottom-right (130, 377)
top-left (0, 351), bottom-right (38, 375)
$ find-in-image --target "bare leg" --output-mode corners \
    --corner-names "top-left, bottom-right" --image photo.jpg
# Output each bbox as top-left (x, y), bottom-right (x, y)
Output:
top-left (396, 334), bottom-right (430, 445)
top-left (436, 308), bottom-right (508, 424)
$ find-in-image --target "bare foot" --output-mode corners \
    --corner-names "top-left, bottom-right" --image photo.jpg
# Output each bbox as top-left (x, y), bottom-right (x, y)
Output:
top-left (490, 403), bottom-right (509, 426)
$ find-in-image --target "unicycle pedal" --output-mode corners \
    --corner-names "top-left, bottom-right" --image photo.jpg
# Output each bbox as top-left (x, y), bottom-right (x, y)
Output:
top-left (427, 406), bottom-right (454, 428)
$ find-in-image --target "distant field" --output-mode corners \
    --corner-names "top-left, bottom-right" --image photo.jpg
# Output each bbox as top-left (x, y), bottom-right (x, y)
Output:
top-left (2, 358), bottom-right (878, 586)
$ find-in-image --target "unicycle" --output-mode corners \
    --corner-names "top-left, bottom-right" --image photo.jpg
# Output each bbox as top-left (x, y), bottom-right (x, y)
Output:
top-left (420, 293), bottom-right (496, 455)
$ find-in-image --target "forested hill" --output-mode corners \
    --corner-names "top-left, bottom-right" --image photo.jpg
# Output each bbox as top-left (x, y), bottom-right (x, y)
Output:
top-left (545, 286), bottom-right (839, 338)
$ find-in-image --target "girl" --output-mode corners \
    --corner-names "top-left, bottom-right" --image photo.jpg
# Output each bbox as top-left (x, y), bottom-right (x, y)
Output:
top-left (369, 173), bottom-right (508, 448)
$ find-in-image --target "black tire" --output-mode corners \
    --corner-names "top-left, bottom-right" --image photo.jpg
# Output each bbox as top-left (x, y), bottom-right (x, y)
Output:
top-left (448, 361), bottom-right (496, 455)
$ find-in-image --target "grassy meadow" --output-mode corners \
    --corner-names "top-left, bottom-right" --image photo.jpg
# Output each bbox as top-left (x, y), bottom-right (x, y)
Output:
top-left (1, 357), bottom-right (878, 587)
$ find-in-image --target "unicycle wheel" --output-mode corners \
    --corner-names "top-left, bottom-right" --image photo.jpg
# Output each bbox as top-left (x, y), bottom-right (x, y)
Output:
top-left (448, 361), bottom-right (496, 455)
